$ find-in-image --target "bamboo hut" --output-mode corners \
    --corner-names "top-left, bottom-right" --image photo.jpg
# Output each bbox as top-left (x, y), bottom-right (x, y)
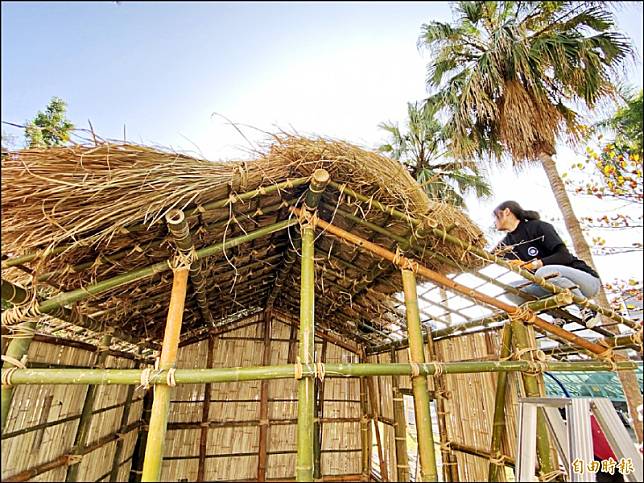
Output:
top-left (1, 135), bottom-right (642, 482)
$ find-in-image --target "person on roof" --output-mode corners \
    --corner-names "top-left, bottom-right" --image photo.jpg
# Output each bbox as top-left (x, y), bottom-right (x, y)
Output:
top-left (491, 200), bottom-right (601, 325)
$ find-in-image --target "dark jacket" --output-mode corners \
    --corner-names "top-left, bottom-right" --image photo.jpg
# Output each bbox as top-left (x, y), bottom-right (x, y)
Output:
top-left (497, 219), bottom-right (599, 278)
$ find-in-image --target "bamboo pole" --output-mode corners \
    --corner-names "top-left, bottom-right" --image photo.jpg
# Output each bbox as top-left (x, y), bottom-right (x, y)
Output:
top-left (3, 360), bottom-right (641, 386)
top-left (141, 263), bottom-right (189, 482)
top-left (293, 208), bottom-right (621, 359)
top-left (65, 332), bottom-right (113, 482)
top-left (510, 318), bottom-right (556, 479)
top-left (109, 359), bottom-right (139, 481)
top-left (390, 350), bottom-right (410, 482)
top-left (359, 375), bottom-right (372, 481)
top-left (257, 310), bottom-right (272, 482)
top-left (402, 269), bottom-right (438, 482)
top-left (367, 376), bottom-right (389, 481)
top-left (327, 181), bottom-right (638, 329)
top-left (488, 324), bottom-right (513, 482)
top-left (296, 169), bottom-right (328, 482)
top-left (166, 208), bottom-right (215, 326)
top-left (198, 335), bottom-right (216, 482)
top-left (313, 340), bottom-right (328, 479)
top-left (425, 328), bottom-right (458, 482)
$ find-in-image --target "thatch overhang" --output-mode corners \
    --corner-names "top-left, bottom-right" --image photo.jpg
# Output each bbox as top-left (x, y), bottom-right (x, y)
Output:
top-left (1, 135), bottom-right (487, 350)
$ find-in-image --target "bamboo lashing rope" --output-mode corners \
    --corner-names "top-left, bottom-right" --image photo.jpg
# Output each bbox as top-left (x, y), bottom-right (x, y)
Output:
top-left (294, 357), bottom-right (303, 380)
top-left (1, 368), bottom-right (18, 387)
top-left (430, 361), bottom-right (445, 377)
top-left (409, 361), bottom-right (421, 377)
top-left (67, 454), bottom-right (83, 465)
top-left (440, 441), bottom-right (453, 453)
top-left (316, 362), bottom-right (325, 382)
top-left (488, 452), bottom-right (506, 466)
top-left (1, 355), bottom-right (27, 369)
top-left (1, 303), bottom-right (43, 326)
top-left (166, 368), bottom-right (177, 387)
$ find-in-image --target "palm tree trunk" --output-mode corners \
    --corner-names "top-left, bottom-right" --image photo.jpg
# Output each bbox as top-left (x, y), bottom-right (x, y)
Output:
top-left (540, 151), bottom-right (643, 444)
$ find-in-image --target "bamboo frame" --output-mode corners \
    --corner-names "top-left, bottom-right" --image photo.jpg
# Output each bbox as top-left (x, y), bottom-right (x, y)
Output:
top-left (367, 376), bottom-right (389, 481)
top-left (488, 324), bottom-right (512, 482)
top-left (402, 269), bottom-right (438, 482)
top-left (109, 356), bottom-right (139, 481)
top-left (296, 169), bottom-right (329, 482)
top-left (359, 375), bottom-right (371, 482)
top-left (141, 263), bottom-right (189, 481)
top-left (257, 310), bottom-right (272, 482)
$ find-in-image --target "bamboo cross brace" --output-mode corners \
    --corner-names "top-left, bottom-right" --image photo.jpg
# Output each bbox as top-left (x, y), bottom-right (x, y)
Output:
top-left (292, 207), bottom-right (619, 360)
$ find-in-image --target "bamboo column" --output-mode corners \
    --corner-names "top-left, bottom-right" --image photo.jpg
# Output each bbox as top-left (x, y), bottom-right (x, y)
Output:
top-left (141, 212), bottom-right (191, 482)
top-left (488, 324), bottom-right (512, 482)
top-left (66, 333), bottom-right (113, 482)
top-left (509, 318), bottom-right (556, 479)
top-left (296, 169), bottom-right (329, 482)
top-left (197, 335), bottom-right (216, 481)
top-left (390, 350), bottom-right (410, 482)
top-left (425, 328), bottom-right (458, 482)
top-left (402, 269), bottom-right (438, 482)
top-left (257, 310), bottom-right (273, 482)
top-left (359, 375), bottom-right (372, 481)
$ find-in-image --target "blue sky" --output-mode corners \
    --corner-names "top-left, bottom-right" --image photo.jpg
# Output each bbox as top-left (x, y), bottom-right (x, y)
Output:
top-left (2, 1), bottom-right (643, 284)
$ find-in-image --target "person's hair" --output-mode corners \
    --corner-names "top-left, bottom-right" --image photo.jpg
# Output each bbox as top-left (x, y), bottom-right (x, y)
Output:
top-left (494, 200), bottom-right (540, 221)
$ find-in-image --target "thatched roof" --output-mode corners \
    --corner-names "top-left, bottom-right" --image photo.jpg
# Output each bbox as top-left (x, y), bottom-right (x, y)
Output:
top-left (1, 135), bottom-right (486, 348)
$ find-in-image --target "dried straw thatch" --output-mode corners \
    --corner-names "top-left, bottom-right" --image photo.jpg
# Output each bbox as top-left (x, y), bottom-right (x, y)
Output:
top-left (1, 134), bottom-right (485, 347)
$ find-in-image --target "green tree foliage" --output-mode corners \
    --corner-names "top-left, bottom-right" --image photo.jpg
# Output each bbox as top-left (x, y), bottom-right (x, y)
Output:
top-left (25, 97), bottom-right (74, 148)
top-left (379, 101), bottom-right (492, 207)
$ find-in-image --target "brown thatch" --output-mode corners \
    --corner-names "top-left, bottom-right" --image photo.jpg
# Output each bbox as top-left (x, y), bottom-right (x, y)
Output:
top-left (1, 134), bottom-right (486, 347)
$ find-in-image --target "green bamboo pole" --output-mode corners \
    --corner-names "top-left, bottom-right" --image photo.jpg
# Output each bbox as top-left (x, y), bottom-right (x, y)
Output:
top-left (2, 218), bottom-right (297, 320)
top-left (66, 333), bottom-right (113, 482)
top-left (296, 169), bottom-right (328, 482)
top-left (391, 350), bottom-right (410, 482)
top-left (402, 269), bottom-right (438, 482)
top-left (510, 318), bottom-right (555, 479)
top-left (165, 208), bottom-right (215, 326)
top-left (3, 360), bottom-right (641, 386)
top-left (1, 177), bottom-right (308, 270)
top-left (488, 324), bottom-right (513, 482)
top-left (327, 181), bottom-right (638, 330)
top-left (141, 265), bottom-right (189, 482)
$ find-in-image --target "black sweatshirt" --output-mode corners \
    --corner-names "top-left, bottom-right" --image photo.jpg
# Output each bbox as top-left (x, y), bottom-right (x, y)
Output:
top-left (496, 219), bottom-right (599, 278)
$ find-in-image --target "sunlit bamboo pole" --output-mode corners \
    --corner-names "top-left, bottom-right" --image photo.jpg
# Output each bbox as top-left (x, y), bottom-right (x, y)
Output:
top-left (296, 169), bottom-right (329, 482)
top-left (402, 269), bottom-right (438, 482)
top-left (141, 259), bottom-right (189, 482)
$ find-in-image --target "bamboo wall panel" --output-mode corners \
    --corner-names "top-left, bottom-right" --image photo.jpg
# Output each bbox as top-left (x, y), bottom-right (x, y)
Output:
top-left (161, 457), bottom-right (199, 481)
top-left (435, 329), bottom-right (520, 482)
top-left (266, 453), bottom-right (296, 480)
top-left (1, 340), bottom-right (143, 482)
top-left (206, 455), bottom-right (258, 481)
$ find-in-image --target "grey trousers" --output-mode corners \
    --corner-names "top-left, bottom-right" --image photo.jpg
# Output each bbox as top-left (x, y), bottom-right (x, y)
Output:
top-left (505, 264), bottom-right (601, 306)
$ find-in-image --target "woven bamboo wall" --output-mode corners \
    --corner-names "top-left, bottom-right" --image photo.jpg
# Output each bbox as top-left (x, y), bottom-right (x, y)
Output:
top-left (1, 339), bottom-right (143, 482)
top-left (163, 316), bottom-right (362, 481)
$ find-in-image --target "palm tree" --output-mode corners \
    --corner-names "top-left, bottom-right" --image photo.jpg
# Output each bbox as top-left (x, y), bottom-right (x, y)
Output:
top-left (418, 1), bottom-right (642, 443)
top-left (379, 101), bottom-right (492, 208)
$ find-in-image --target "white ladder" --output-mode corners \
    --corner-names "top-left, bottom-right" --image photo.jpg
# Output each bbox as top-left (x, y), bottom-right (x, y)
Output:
top-left (515, 397), bottom-right (643, 482)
